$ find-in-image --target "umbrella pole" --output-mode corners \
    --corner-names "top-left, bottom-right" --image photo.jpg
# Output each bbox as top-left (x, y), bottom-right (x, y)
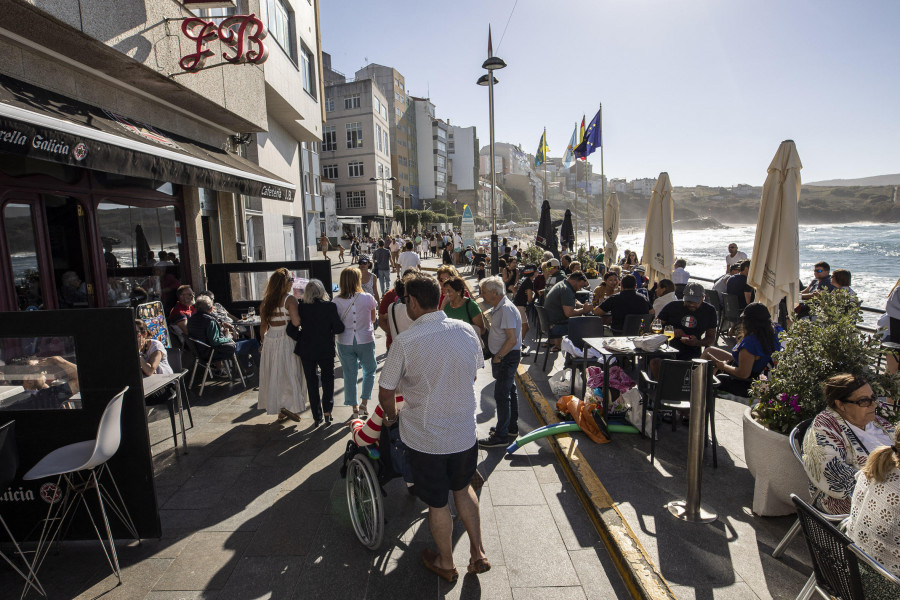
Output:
top-left (584, 157), bottom-right (590, 252)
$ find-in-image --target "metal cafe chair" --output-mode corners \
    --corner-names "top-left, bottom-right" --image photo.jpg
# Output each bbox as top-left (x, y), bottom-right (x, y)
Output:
top-left (616, 313), bottom-right (654, 336)
top-left (166, 348), bottom-right (194, 430)
top-left (773, 419), bottom-right (849, 559)
top-left (717, 293), bottom-right (741, 341)
top-left (0, 421), bottom-right (46, 598)
top-left (848, 543), bottom-right (900, 596)
top-left (532, 304), bottom-right (553, 370)
top-left (790, 494), bottom-right (864, 600)
top-left (186, 337), bottom-right (246, 397)
top-left (22, 388), bottom-right (139, 587)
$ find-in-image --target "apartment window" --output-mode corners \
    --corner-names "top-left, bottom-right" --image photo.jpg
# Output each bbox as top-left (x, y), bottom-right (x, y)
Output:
top-left (335, 192), bottom-right (341, 209)
top-left (322, 164), bottom-right (338, 179)
top-left (301, 46), bottom-right (315, 96)
top-left (376, 124), bottom-right (383, 152)
top-left (386, 193), bottom-right (391, 209)
top-left (394, 77), bottom-right (401, 88)
top-left (323, 125), bottom-right (336, 151)
top-left (449, 142), bottom-right (455, 153)
top-left (303, 174), bottom-right (309, 192)
top-left (348, 161), bottom-right (364, 177)
top-left (344, 93), bottom-right (360, 109)
top-left (396, 107), bottom-right (402, 118)
top-left (384, 166), bottom-right (390, 178)
top-left (381, 105), bottom-right (388, 119)
top-left (383, 130), bottom-right (390, 156)
top-left (377, 163), bottom-right (384, 178)
top-left (374, 97), bottom-right (381, 114)
top-left (437, 140), bottom-right (447, 152)
top-left (378, 191), bottom-right (384, 210)
top-left (325, 97), bottom-right (334, 112)
top-left (266, 0), bottom-right (294, 59)
top-left (310, 141), bottom-right (318, 153)
top-left (347, 190), bottom-right (366, 208)
top-left (314, 177), bottom-right (320, 195)
top-left (436, 171), bottom-right (446, 183)
top-left (437, 155), bottom-right (446, 169)
top-left (437, 128), bottom-right (447, 140)
top-left (346, 122), bottom-right (363, 148)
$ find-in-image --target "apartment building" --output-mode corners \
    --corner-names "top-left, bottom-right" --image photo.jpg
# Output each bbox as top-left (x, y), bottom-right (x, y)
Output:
top-left (411, 98), bottom-right (448, 201)
top-left (353, 64), bottom-right (418, 209)
top-left (321, 76), bottom-right (393, 226)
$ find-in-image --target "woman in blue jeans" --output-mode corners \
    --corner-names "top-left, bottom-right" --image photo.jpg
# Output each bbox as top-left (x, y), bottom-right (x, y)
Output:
top-left (332, 267), bottom-right (379, 418)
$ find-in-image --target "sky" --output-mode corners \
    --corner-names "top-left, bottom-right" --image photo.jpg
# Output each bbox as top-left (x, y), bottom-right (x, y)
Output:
top-left (319, 1), bottom-right (900, 187)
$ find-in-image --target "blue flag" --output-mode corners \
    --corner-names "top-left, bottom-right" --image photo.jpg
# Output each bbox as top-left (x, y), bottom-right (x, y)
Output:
top-left (574, 108), bottom-right (601, 160)
top-left (562, 124), bottom-right (577, 169)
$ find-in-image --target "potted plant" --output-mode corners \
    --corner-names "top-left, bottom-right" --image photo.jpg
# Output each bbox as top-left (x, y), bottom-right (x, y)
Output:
top-left (742, 290), bottom-right (900, 516)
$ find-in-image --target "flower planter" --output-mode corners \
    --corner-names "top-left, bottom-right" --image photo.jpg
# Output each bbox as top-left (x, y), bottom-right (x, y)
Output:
top-left (741, 407), bottom-right (809, 516)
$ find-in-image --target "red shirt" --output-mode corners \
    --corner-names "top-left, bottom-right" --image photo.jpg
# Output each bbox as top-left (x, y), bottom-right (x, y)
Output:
top-left (379, 289), bottom-right (398, 347)
top-left (168, 302), bottom-right (195, 327)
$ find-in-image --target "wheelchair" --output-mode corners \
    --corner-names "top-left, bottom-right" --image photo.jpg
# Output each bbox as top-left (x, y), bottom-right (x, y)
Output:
top-left (340, 422), bottom-right (411, 550)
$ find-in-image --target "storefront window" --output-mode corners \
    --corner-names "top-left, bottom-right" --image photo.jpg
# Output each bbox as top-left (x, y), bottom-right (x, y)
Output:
top-left (0, 336), bottom-right (81, 410)
top-left (4, 203), bottom-right (44, 310)
top-left (96, 202), bottom-right (182, 310)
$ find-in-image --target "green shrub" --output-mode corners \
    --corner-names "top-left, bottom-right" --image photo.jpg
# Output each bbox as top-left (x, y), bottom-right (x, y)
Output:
top-left (750, 290), bottom-right (900, 433)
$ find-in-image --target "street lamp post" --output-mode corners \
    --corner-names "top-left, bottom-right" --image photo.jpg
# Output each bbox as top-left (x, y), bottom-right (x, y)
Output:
top-left (369, 175), bottom-right (397, 233)
top-left (478, 44), bottom-right (506, 276)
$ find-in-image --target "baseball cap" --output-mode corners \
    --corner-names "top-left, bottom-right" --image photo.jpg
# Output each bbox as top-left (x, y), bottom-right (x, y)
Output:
top-left (547, 258), bottom-right (561, 268)
top-left (358, 255), bottom-right (371, 264)
top-left (632, 265), bottom-right (646, 273)
top-left (521, 264), bottom-right (537, 275)
top-left (729, 263), bottom-right (742, 272)
top-left (683, 282), bottom-right (704, 303)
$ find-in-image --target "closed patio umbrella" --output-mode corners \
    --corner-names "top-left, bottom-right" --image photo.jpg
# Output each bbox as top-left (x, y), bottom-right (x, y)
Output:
top-left (369, 220), bottom-right (380, 240)
top-left (560, 210), bottom-right (575, 252)
top-left (641, 172), bottom-right (674, 286)
top-left (748, 140), bottom-right (802, 317)
top-left (603, 192), bottom-right (619, 268)
top-left (535, 200), bottom-right (559, 257)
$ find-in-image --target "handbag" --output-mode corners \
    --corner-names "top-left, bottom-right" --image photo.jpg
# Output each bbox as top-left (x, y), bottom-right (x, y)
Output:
top-left (467, 299), bottom-right (493, 360)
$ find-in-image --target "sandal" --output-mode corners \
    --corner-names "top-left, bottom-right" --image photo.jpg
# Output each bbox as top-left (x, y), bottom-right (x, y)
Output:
top-left (276, 413), bottom-right (289, 422)
top-left (280, 408), bottom-right (301, 422)
top-left (422, 548), bottom-right (458, 583)
top-left (467, 557), bottom-right (491, 575)
top-left (359, 402), bottom-right (368, 417)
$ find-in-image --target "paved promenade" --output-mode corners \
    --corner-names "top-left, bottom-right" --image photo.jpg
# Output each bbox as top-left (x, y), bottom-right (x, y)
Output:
top-left (0, 255), bottom-right (629, 600)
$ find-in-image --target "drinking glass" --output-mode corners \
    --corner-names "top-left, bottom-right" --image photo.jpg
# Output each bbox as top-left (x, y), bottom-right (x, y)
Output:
top-left (663, 326), bottom-right (675, 346)
top-left (248, 306), bottom-right (255, 318)
top-left (651, 318), bottom-right (662, 335)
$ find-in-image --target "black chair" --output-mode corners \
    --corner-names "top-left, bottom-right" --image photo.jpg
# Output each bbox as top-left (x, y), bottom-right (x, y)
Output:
top-left (619, 313), bottom-right (653, 336)
top-left (532, 304), bottom-right (554, 370)
top-left (167, 348), bottom-right (194, 429)
top-left (0, 421), bottom-right (46, 597)
top-left (704, 288), bottom-right (722, 327)
top-left (640, 360), bottom-right (693, 465)
top-left (564, 316), bottom-right (607, 394)
top-left (848, 544), bottom-right (900, 596)
top-left (773, 419), bottom-right (848, 559)
top-left (674, 283), bottom-right (686, 299)
top-left (186, 337), bottom-right (246, 397)
top-left (791, 494), bottom-right (865, 600)
top-left (717, 293), bottom-right (741, 341)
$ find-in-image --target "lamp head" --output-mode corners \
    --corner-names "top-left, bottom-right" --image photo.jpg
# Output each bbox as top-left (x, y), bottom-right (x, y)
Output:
top-left (477, 74), bottom-right (499, 86)
top-left (369, 177), bottom-right (377, 182)
top-left (482, 56), bottom-right (507, 71)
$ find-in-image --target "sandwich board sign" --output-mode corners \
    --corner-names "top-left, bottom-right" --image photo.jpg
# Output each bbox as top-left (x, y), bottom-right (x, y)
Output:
top-left (461, 205), bottom-right (475, 248)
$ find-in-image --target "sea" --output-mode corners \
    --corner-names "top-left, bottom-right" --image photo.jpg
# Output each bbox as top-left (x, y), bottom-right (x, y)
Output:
top-left (571, 221), bottom-right (898, 328)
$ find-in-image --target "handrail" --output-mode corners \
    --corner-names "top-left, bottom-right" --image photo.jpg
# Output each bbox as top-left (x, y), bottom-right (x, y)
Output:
top-left (687, 274), bottom-right (885, 322)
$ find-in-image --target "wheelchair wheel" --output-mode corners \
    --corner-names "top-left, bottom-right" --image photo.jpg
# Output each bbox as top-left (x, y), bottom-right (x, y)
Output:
top-left (345, 453), bottom-right (384, 549)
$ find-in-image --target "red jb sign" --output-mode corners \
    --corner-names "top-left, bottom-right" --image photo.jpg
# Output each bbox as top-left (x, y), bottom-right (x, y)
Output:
top-left (180, 14), bottom-right (268, 72)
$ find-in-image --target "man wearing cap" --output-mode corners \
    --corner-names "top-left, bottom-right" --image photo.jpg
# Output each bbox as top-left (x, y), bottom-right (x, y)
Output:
top-left (545, 258), bottom-right (565, 287)
top-left (543, 271), bottom-right (593, 349)
top-left (657, 282), bottom-right (718, 360)
top-left (594, 274), bottom-right (653, 333)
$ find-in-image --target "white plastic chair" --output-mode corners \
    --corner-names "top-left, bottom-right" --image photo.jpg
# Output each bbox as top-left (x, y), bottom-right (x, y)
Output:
top-left (23, 387), bottom-right (139, 588)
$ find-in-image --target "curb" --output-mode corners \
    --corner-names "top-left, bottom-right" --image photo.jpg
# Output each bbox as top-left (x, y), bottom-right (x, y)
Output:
top-left (515, 365), bottom-right (676, 600)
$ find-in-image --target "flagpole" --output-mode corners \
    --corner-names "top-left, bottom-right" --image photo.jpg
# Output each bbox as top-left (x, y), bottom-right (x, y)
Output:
top-left (543, 127), bottom-right (548, 208)
top-left (585, 150), bottom-right (590, 252)
top-left (572, 122), bottom-right (577, 248)
top-left (598, 103), bottom-right (604, 261)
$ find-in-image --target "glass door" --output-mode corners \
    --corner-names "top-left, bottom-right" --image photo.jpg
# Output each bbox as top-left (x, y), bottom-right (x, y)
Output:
top-left (2, 201), bottom-right (46, 310)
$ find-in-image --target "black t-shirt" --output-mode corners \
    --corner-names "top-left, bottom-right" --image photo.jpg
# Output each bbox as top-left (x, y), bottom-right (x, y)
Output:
top-left (726, 274), bottom-right (754, 309)
top-left (513, 277), bottom-right (534, 307)
top-left (658, 301), bottom-right (718, 357)
top-left (599, 290), bottom-right (651, 331)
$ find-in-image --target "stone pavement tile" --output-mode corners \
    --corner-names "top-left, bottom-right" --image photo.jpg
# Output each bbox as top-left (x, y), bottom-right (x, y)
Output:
top-left (75, 557), bottom-right (172, 600)
top-left (442, 566), bottom-right (514, 600)
top-left (368, 554), bottom-right (439, 600)
top-left (244, 490), bottom-right (330, 556)
top-left (0, 543), bottom-right (105, 600)
top-left (216, 555), bottom-right (304, 600)
top-left (494, 505), bottom-right (580, 588)
top-left (568, 547), bottom-right (631, 600)
top-left (204, 487), bottom-right (280, 533)
top-left (480, 449), bottom-right (534, 472)
top-left (122, 529), bottom-right (194, 562)
top-left (287, 517), bottom-right (374, 600)
top-left (511, 586), bottom-right (587, 600)
top-left (668, 581), bottom-right (763, 600)
top-left (540, 482), bottom-right (601, 551)
top-left (487, 469), bottom-right (545, 506)
top-left (153, 531), bottom-right (253, 591)
top-left (145, 591), bottom-right (219, 599)
top-left (449, 487), bottom-right (505, 569)
top-left (160, 508), bottom-right (215, 532)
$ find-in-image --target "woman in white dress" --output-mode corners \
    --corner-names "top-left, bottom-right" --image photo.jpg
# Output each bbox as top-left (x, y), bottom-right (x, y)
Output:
top-left (258, 268), bottom-right (306, 423)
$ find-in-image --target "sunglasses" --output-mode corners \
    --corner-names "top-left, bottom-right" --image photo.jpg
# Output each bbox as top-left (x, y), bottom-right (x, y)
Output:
top-left (814, 269), bottom-right (825, 273)
top-left (841, 396), bottom-right (879, 408)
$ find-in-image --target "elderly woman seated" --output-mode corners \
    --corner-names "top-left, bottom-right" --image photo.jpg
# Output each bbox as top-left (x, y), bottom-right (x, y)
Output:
top-left (801, 373), bottom-right (896, 515)
top-left (846, 427), bottom-right (900, 597)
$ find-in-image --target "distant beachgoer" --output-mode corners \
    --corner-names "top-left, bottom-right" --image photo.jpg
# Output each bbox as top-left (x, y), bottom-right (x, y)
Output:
top-left (725, 243), bottom-right (748, 272)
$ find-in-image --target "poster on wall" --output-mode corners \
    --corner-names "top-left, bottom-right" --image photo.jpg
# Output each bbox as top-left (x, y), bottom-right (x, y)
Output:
top-left (136, 301), bottom-right (170, 348)
top-left (321, 182), bottom-right (341, 239)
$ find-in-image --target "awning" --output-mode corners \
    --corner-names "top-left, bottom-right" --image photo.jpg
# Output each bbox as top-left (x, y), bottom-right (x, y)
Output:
top-left (0, 74), bottom-right (295, 201)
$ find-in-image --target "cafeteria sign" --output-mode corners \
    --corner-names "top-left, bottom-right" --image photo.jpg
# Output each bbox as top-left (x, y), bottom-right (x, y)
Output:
top-left (461, 205), bottom-right (476, 248)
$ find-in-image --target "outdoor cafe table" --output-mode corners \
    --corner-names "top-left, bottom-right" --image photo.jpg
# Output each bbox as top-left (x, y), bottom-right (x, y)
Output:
top-left (143, 371), bottom-right (188, 452)
top-left (235, 316), bottom-right (262, 339)
top-left (581, 336), bottom-right (677, 436)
